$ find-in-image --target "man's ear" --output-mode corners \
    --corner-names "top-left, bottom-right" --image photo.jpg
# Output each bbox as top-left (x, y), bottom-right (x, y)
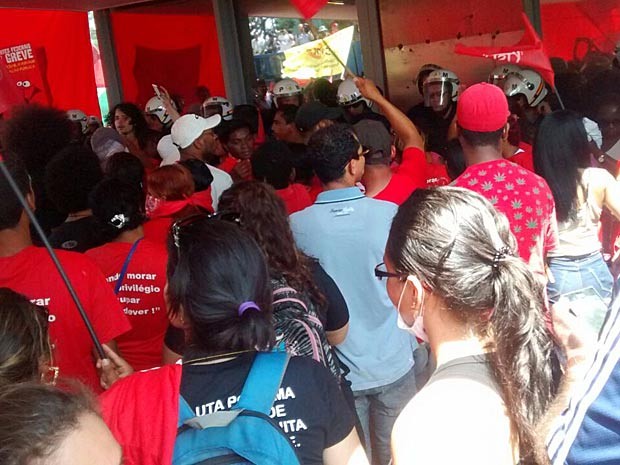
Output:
top-left (26, 189), bottom-right (36, 211)
top-left (348, 157), bottom-right (364, 178)
top-left (501, 122), bottom-right (510, 142)
top-left (192, 137), bottom-right (203, 151)
top-left (169, 307), bottom-right (190, 330)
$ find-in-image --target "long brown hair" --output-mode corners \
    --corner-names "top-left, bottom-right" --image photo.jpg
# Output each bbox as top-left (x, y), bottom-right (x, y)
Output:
top-left (218, 181), bottom-right (326, 309)
top-left (0, 288), bottom-right (52, 387)
top-left (385, 187), bottom-right (554, 465)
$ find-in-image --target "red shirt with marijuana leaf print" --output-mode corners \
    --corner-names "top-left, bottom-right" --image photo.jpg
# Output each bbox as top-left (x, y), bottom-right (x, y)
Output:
top-left (454, 159), bottom-right (559, 278)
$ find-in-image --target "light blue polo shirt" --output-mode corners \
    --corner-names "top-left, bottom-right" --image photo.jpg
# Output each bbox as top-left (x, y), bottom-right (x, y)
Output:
top-left (290, 186), bottom-right (415, 391)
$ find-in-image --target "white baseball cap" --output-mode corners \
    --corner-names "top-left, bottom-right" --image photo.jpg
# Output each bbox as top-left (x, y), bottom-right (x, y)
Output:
top-left (157, 135), bottom-right (181, 166)
top-left (171, 114), bottom-right (221, 149)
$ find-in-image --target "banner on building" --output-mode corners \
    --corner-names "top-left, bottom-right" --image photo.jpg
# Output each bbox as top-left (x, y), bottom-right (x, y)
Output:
top-left (0, 42), bottom-right (51, 109)
top-left (282, 26), bottom-right (354, 79)
top-left (455, 13), bottom-right (555, 87)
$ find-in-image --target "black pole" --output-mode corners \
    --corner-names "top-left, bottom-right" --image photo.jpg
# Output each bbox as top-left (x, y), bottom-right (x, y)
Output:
top-left (554, 87), bottom-right (566, 110)
top-left (0, 158), bottom-right (105, 359)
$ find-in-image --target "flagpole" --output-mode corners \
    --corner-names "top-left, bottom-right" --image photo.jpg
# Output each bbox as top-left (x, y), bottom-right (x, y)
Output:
top-left (0, 157), bottom-right (106, 360)
top-left (307, 22), bottom-right (355, 78)
top-left (554, 87), bottom-right (566, 110)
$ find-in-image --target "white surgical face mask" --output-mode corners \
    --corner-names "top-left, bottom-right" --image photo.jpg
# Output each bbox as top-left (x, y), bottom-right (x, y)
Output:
top-left (396, 276), bottom-right (429, 343)
top-left (145, 194), bottom-right (162, 217)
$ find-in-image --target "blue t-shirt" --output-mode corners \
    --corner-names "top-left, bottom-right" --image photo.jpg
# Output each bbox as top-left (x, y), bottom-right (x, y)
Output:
top-left (290, 186), bottom-right (415, 391)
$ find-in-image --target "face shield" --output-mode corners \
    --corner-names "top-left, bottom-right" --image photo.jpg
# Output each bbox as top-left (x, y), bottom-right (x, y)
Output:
top-left (489, 74), bottom-right (509, 89)
top-left (506, 94), bottom-right (524, 116)
top-left (276, 94), bottom-right (301, 108)
top-left (202, 104), bottom-right (221, 119)
top-left (423, 81), bottom-right (452, 112)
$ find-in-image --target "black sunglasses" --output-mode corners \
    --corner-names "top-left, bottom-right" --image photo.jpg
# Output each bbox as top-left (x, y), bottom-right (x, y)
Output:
top-left (374, 262), bottom-right (407, 281)
top-left (171, 211), bottom-right (241, 249)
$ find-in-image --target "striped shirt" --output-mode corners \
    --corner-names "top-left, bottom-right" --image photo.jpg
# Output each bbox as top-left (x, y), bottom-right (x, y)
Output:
top-left (547, 293), bottom-right (620, 464)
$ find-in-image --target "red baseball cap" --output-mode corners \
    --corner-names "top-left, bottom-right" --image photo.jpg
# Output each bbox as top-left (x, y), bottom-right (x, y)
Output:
top-left (457, 82), bottom-right (510, 132)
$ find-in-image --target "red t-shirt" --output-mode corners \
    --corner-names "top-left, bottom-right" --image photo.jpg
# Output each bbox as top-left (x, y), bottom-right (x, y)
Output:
top-left (143, 217), bottom-right (174, 245)
top-left (307, 176), bottom-right (323, 202)
top-left (506, 142), bottom-right (535, 172)
top-left (374, 147), bottom-right (450, 205)
top-left (219, 154), bottom-right (238, 173)
top-left (86, 240), bottom-right (169, 371)
top-left (454, 159), bottom-right (559, 277)
top-left (276, 183), bottom-right (313, 215)
top-left (101, 364), bottom-right (181, 465)
top-left (0, 246), bottom-right (130, 392)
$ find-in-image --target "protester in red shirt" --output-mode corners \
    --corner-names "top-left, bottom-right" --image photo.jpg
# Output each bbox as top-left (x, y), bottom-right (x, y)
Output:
top-left (508, 142), bottom-right (535, 172)
top-left (502, 115), bottom-right (535, 172)
top-left (218, 120), bottom-right (255, 182)
top-left (100, 219), bottom-right (364, 465)
top-left (452, 83), bottom-right (559, 279)
top-left (86, 178), bottom-right (169, 371)
top-left (353, 77), bottom-right (449, 205)
top-left (143, 163), bottom-right (212, 244)
top-left (251, 140), bottom-right (312, 214)
top-left (0, 156), bottom-right (130, 392)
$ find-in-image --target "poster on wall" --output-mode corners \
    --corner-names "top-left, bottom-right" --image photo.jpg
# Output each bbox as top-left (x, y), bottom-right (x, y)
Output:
top-left (0, 42), bottom-right (52, 107)
top-left (0, 58), bottom-right (21, 114)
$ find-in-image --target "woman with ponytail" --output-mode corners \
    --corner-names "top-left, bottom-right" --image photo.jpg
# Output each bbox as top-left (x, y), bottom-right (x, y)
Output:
top-left (381, 187), bottom-right (554, 465)
top-left (100, 217), bottom-right (367, 465)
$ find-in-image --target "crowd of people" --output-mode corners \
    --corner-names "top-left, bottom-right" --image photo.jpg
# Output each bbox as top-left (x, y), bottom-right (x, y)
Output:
top-left (251, 21), bottom-right (340, 55)
top-left (0, 42), bottom-right (620, 465)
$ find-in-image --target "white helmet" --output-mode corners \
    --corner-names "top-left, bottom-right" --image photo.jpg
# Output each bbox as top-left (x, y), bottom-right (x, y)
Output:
top-left (415, 63), bottom-right (441, 94)
top-left (202, 96), bottom-right (233, 121)
top-left (488, 64), bottom-right (522, 87)
top-left (273, 78), bottom-right (302, 107)
top-left (145, 96), bottom-right (177, 126)
top-left (503, 69), bottom-right (548, 107)
top-left (423, 69), bottom-right (460, 108)
top-left (337, 79), bottom-right (371, 108)
top-left (67, 109), bottom-right (88, 133)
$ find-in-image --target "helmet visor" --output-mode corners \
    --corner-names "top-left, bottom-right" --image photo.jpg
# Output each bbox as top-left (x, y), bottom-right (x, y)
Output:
top-left (202, 104), bottom-right (221, 119)
top-left (423, 81), bottom-right (452, 110)
top-left (488, 75), bottom-right (508, 88)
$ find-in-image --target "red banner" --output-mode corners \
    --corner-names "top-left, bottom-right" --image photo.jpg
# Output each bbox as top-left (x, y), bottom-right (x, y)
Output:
top-left (455, 13), bottom-right (555, 88)
top-left (290, 0), bottom-right (329, 19)
top-left (0, 42), bottom-right (51, 107)
top-left (0, 56), bottom-right (21, 114)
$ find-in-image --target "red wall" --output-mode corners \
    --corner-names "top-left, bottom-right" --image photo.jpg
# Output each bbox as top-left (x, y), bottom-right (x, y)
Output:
top-left (0, 9), bottom-right (99, 116)
top-left (379, 0), bottom-right (524, 48)
top-left (110, 9), bottom-right (226, 111)
top-left (541, 0), bottom-right (620, 61)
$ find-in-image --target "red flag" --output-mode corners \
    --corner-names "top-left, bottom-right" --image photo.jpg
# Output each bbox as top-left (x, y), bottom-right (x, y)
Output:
top-left (290, 0), bottom-right (329, 19)
top-left (455, 13), bottom-right (555, 88)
